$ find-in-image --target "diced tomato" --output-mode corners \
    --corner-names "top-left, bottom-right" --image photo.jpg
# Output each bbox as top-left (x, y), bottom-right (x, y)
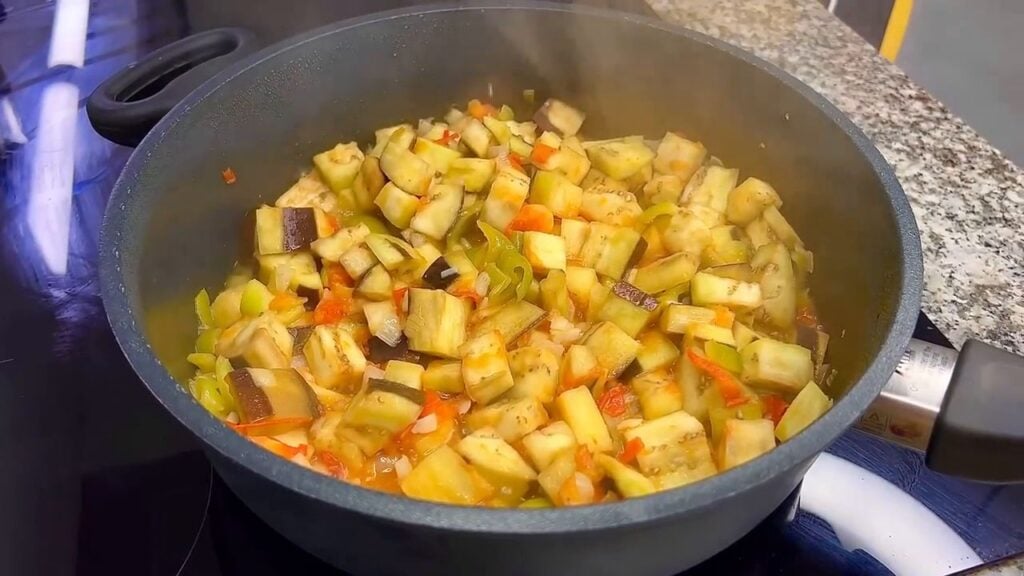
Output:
top-left (313, 289), bottom-right (351, 325)
top-left (315, 451), bottom-right (348, 479)
top-left (618, 437), bottom-right (645, 464)
top-left (686, 348), bottom-right (747, 407)
top-left (531, 143), bottom-right (557, 165)
top-left (421, 390), bottom-right (456, 421)
top-left (506, 204), bottom-right (555, 233)
top-left (711, 305), bottom-right (735, 328)
top-left (269, 292), bottom-right (303, 312)
top-left (507, 152), bottom-right (526, 173)
top-left (323, 263), bottom-right (352, 291)
top-left (597, 384), bottom-right (629, 417)
top-left (467, 99), bottom-right (497, 120)
top-left (221, 167), bottom-right (237, 184)
top-left (392, 286), bottom-right (409, 314)
top-left (762, 394), bottom-right (790, 426)
top-left (324, 213), bottom-right (340, 236)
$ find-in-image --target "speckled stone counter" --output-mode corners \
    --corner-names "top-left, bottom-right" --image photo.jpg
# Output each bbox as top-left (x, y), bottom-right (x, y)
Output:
top-left (647, 0), bottom-right (1024, 356)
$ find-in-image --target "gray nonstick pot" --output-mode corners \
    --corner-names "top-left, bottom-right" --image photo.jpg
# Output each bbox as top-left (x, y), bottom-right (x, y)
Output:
top-left (87, 3), bottom-right (1024, 575)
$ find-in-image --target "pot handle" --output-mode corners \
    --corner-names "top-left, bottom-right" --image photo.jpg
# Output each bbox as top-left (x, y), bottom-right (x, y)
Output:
top-left (86, 28), bottom-right (258, 147)
top-left (925, 339), bottom-right (1024, 482)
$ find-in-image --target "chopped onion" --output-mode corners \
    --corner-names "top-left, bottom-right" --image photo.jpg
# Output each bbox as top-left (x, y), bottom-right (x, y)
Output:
top-left (394, 455), bottom-right (412, 479)
top-left (373, 453), bottom-right (396, 475)
top-left (573, 472), bottom-right (595, 503)
top-left (488, 144), bottom-right (510, 160)
top-left (549, 313), bottom-right (584, 345)
top-left (456, 397), bottom-right (472, 415)
top-left (417, 118), bottom-right (435, 136)
top-left (225, 412), bottom-right (239, 424)
top-left (527, 331), bottom-right (565, 356)
top-left (412, 412), bottom-right (438, 434)
top-left (474, 272), bottom-right (491, 297)
top-left (377, 316), bottom-right (403, 347)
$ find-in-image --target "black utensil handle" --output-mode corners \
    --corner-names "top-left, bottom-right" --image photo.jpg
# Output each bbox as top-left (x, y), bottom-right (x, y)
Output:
top-left (926, 339), bottom-right (1024, 483)
top-left (87, 28), bottom-right (257, 147)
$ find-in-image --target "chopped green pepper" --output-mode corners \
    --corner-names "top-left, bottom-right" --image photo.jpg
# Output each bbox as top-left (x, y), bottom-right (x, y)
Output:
top-left (187, 352), bottom-right (217, 374)
top-left (194, 289), bottom-right (213, 328)
top-left (195, 328), bottom-right (222, 354)
top-left (637, 202), bottom-right (679, 228)
top-left (447, 202), bottom-right (483, 251)
top-left (705, 341), bottom-right (742, 374)
top-left (519, 497), bottom-right (552, 508)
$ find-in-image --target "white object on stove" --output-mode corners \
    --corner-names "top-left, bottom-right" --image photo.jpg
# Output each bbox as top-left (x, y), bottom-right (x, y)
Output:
top-left (801, 453), bottom-right (981, 576)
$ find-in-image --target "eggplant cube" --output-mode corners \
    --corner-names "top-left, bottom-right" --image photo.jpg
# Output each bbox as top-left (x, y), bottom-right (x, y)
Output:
top-left (404, 288), bottom-right (469, 358)
top-left (523, 231), bottom-right (567, 273)
top-left (630, 370), bottom-right (684, 420)
top-left (718, 419), bottom-right (776, 470)
top-left (507, 346), bottom-right (560, 403)
top-left (422, 360), bottom-right (465, 394)
top-left (560, 344), bottom-right (601, 390)
top-left (457, 428), bottom-right (537, 483)
top-left (481, 167), bottom-right (530, 231)
top-left (522, 421), bottom-right (577, 471)
top-left (726, 177), bottom-right (782, 226)
top-left (740, 338), bottom-right (813, 394)
top-left (383, 360), bottom-right (425, 390)
top-left (623, 410), bottom-right (715, 479)
top-left (653, 132), bottom-right (706, 183)
top-left (375, 182), bottom-right (421, 229)
top-left (580, 184), bottom-right (643, 227)
top-left (690, 271), bottom-right (763, 309)
top-left (400, 445), bottom-right (494, 505)
top-left (465, 397), bottom-right (549, 442)
top-left (594, 281), bottom-right (657, 337)
top-left (255, 206), bottom-right (320, 255)
top-left (362, 299), bottom-right (403, 348)
top-left (559, 219), bottom-right (590, 261)
top-left (468, 300), bottom-right (546, 345)
top-left (303, 325), bottom-right (367, 391)
top-left (556, 386), bottom-right (613, 453)
top-left (583, 321), bottom-right (640, 378)
top-left (586, 139), bottom-right (655, 181)
top-left (310, 223), bottom-right (371, 263)
top-left (775, 381), bottom-right (832, 441)
top-left (276, 171), bottom-right (338, 213)
top-left (596, 453), bottom-right (655, 498)
top-left (444, 158), bottom-right (496, 193)
top-left (227, 368), bottom-right (322, 435)
top-left (460, 331), bottom-right (516, 405)
top-left (312, 142), bottom-right (364, 192)
top-left (533, 98), bottom-right (585, 137)
top-left (344, 378), bottom-right (425, 433)
top-left (380, 128), bottom-right (433, 196)
top-left (579, 223), bottom-right (641, 280)
top-left (413, 137), bottom-right (463, 174)
top-left (530, 170), bottom-right (582, 218)
top-left (410, 183), bottom-right (464, 240)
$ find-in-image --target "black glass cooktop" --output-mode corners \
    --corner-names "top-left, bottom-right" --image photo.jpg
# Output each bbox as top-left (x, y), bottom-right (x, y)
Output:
top-left (1, 1), bottom-right (1023, 574)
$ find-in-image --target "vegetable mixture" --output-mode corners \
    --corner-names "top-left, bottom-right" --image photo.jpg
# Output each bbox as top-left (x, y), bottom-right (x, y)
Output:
top-left (187, 96), bottom-right (834, 508)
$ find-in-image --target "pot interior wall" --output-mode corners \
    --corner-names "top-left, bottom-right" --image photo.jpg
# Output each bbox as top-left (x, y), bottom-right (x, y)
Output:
top-left (133, 7), bottom-right (903, 401)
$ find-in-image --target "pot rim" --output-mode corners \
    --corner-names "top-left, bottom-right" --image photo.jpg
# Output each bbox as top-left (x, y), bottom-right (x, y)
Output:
top-left (99, 0), bottom-right (923, 534)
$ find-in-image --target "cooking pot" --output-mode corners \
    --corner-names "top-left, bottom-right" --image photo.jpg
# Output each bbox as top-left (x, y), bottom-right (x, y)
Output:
top-left (87, 3), bottom-right (1024, 575)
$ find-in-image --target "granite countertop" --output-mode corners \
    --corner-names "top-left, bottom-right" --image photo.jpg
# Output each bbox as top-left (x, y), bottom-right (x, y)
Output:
top-left (647, 0), bottom-right (1024, 358)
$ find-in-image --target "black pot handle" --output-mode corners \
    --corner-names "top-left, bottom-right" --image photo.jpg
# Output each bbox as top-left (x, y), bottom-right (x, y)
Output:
top-left (87, 28), bottom-right (258, 147)
top-left (926, 339), bottom-right (1024, 482)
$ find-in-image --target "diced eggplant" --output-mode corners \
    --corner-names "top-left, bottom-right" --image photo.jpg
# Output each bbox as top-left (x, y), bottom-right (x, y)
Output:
top-left (460, 331), bottom-right (515, 405)
top-left (688, 165), bottom-right (739, 214)
top-left (586, 139), bottom-right (655, 181)
top-left (413, 137), bottom-right (463, 174)
top-left (364, 234), bottom-right (423, 273)
top-left (530, 170), bottom-right (582, 218)
top-left (539, 270), bottom-right (571, 317)
top-left (690, 271), bottom-right (763, 309)
top-left (380, 128), bottom-right (433, 196)
top-left (760, 205), bottom-right (803, 250)
top-left (522, 421), bottom-right (577, 471)
top-left (775, 381), bottom-right (832, 441)
top-left (313, 142), bottom-right (364, 192)
top-left (339, 425), bottom-right (393, 456)
top-left (444, 158), bottom-right (496, 193)
top-left (702, 225), bottom-right (751, 268)
top-left (344, 377), bottom-right (424, 433)
top-left (481, 115), bottom-right (511, 144)
top-left (559, 344), bottom-right (601, 390)
top-left (704, 341), bottom-right (742, 374)
top-left (362, 300), bottom-right (403, 347)
top-left (507, 346), bottom-right (560, 403)
top-left (421, 256), bottom-right (459, 289)
top-left (457, 428), bottom-right (537, 484)
top-left (660, 210), bottom-right (711, 261)
top-left (227, 368), bottom-right (322, 435)
top-left (726, 177), bottom-right (782, 225)
top-left (375, 182), bottom-right (420, 229)
top-left (740, 337), bottom-right (813, 393)
top-left (275, 171), bottom-right (339, 213)
top-left (579, 223), bottom-right (641, 280)
top-left (642, 174), bottom-right (685, 205)
top-left (580, 168), bottom-right (628, 192)
top-left (310, 223), bottom-right (371, 263)
top-left (565, 266), bottom-right (598, 310)
top-left (630, 370), bottom-right (684, 420)
top-left (240, 279), bottom-right (274, 317)
top-left (523, 231), bottom-right (567, 272)
top-left (356, 264), bottom-right (393, 301)
top-left (287, 326), bottom-right (315, 356)
top-left (594, 281), bottom-right (657, 338)
top-left (559, 219), bottom-right (589, 261)
top-left (410, 183), bottom-right (464, 240)
top-left (465, 396), bottom-right (549, 442)
top-left (633, 253), bottom-right (698, 295)
top-left (352, 156), bottom-right (387, 211)
top-left (653, 132), bottom-right (706, 183)
top-left (481, 166), bottom-right (530, 231)
top-left (583, 321), bottom-right (640, 378)
top-left (537, 451), bottom-right (578, 505)
top-left (383, 360), bottom-right (425, 390)
top-left (258, 252), bottom-right (321, 295)
top-left (455, 116), bottom-right (494, 157)
top-left (422, 360), bottom-right (464, 393)
top-left (622, 410), bottom-right (716, 479)
top-left (400, 445), bottom-right (494, 505)
top-left (751, 242), bottom-right (796, 329)
top-left (686, 323), bottom-right (737, 346)
top-left (733, 321), bottom-right (761, 349)
top-left (210, 286), bottom-right (244, 328)
top-left (367, 335), bottom-right (421, 364)
top-left (596, 454), bottom-right (655, 498)
top-left (369, 124), bottom-right (415, 157)
top-left (659, 304), bottom-right (715, 334)
top-left (304, 325), bottom-right (367, 391)
top-left (404, 288), bottom-right (470, 358)
top-left (556, 386), bottom-right (613, 453)
top-left (255, 206), bottom-right (320, 255)
top-left (548, 145), bottom-right (592, 186)
top-left (580, 184), bottom-right (643, 227)
top-left (717, 418), bottom-right (776, 470)
top-left (675, 352), bottom-right (711, 422)
top-left (309, 412), bottom-right (366, 472)
top-left (468, 300), bottom-right (546, 344)
top-left (745, 217), bottom-right (774, 249)
top-left (622, 331), bottom-right (680, 380)
top-left (338, 245), bottom-right (378, 281)
top-left (533, 98), bottom-right (586, 137)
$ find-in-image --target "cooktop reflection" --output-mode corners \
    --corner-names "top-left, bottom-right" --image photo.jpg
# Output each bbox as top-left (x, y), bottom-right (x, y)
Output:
top-left (2, 0), bottom-right (1024, 575)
